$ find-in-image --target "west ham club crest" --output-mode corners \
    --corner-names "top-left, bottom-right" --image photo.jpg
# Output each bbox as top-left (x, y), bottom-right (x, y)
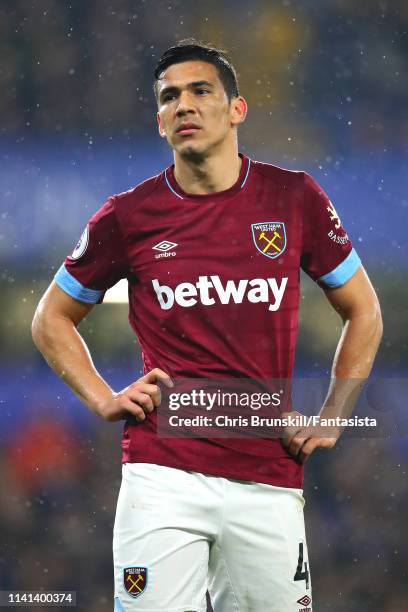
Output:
top-left (251, 222), bottom-right (287, 259)
top-left (124, 567), bottom-right (148, 598)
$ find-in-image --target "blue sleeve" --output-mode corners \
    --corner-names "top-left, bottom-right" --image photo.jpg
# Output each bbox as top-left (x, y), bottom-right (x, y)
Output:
top-left (318, 248), bottom-right (361, 288)
top-left (54, 264), bottom-right (104, 304)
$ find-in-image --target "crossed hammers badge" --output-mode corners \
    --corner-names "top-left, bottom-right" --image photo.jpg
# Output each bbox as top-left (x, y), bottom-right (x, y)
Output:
top-left (124, 567), bottom-right (148, 598)
top-left (251, 222), bottom-right (287, 259)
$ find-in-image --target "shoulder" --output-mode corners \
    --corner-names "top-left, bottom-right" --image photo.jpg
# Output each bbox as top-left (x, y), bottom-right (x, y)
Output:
top-left (103, 170), bottom-right (168, 226)
top-left (250, 159), bottom-right (326, 202)
top-left (250, 158), bottom-right (306, 187)
top-left (90, 173), bottom-right (164, 228)
top-left (113, 171), bottom-right (164, 208)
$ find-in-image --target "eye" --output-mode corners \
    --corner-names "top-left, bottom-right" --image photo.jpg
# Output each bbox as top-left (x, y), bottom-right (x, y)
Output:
top-left (196, 89), bottom-right (209, 95)
top-left (162, 93), bottom-right (177, 102)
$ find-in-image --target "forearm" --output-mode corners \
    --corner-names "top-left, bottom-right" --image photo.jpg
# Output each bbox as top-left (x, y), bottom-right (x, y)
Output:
top-left (320, 309), bottom-right (383, 419)
top-left (32, 314), bottom-right (113, 414)
top-left (282, 269), bottom-right (382, 459)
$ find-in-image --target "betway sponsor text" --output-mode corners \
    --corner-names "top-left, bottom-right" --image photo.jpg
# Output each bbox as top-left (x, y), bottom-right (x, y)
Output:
top-left (152, 275), bottom-right (288, 312)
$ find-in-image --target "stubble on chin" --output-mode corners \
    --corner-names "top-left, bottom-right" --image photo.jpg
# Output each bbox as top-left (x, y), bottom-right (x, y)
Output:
top-left (176, 141), bottom-right (209, 164)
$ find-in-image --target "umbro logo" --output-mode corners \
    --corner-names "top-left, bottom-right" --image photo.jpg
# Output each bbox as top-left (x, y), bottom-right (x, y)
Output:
top-left (152, 240), bottom-right (178, 259)
top-left (153, 240), bottom-right (178, 252)
top-left (297, 594), bottom-right (311, 611)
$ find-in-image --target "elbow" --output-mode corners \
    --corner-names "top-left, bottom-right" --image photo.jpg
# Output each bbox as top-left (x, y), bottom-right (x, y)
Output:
top-left (31, 306), bottom-right (45, 350)
top-left (363, 298), bottom-right (383, 346)
top-left (31, 300), bottom-right (52, 352)
top-left (374, 303), bottom-right (383, 342)
top-left (344, 297), bottom-right (383, 341)
top-left (371, 291), bottom-right (383, 334)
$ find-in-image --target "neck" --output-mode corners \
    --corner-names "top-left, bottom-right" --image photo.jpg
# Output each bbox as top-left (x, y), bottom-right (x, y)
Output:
top-left (173, 140), bottom-right (242, 195)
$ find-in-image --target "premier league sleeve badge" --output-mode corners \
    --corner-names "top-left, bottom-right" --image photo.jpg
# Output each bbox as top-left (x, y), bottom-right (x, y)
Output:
top-left (69, 225), bottom-right (89, 260)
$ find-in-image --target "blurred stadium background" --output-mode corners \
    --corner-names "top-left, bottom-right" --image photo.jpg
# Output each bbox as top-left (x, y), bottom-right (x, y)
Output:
top-left (1, 1), bottom-right (407, 610)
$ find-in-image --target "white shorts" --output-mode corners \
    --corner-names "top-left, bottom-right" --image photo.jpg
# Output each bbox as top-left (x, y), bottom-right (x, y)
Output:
top-left (113, 463), bottom-right (312, 612)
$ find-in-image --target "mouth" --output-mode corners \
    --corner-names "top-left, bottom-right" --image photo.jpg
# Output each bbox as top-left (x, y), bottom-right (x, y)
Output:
top-left (176, 124), bottom-right (201, 136)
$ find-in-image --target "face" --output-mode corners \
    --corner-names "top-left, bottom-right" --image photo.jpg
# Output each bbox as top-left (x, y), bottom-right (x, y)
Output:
top-left (156, 60), bottom-right (247, 159)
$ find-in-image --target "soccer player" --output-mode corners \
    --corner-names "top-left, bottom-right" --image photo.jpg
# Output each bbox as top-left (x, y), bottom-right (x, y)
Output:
top-left (32, 41), bottom-right (382, 611)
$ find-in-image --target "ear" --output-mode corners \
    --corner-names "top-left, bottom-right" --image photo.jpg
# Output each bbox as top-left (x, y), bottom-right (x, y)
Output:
top-left (157, 112), bottom-right (166, 138)
top-left (230, 96), bottom-right (248, 127)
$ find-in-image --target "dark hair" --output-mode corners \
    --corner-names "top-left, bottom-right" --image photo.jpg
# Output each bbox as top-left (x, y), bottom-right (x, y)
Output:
top-left (154, 39), bottom-right (239, 101)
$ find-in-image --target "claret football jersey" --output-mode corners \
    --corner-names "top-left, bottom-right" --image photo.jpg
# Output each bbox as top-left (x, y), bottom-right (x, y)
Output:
top-left (55, 154), bottom-right (361, 488)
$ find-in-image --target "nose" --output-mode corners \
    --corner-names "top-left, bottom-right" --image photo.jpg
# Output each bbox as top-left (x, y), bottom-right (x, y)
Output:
top-left (175, 90), bottom-right (196, 117)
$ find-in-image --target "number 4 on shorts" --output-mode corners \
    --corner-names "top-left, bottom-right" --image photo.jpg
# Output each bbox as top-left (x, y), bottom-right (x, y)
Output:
top-left (294, 542), bottom-right (310, 589)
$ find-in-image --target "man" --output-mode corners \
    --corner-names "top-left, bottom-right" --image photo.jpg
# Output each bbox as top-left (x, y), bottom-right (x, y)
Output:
top-left (32, 41), bottom-right (382, 612)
